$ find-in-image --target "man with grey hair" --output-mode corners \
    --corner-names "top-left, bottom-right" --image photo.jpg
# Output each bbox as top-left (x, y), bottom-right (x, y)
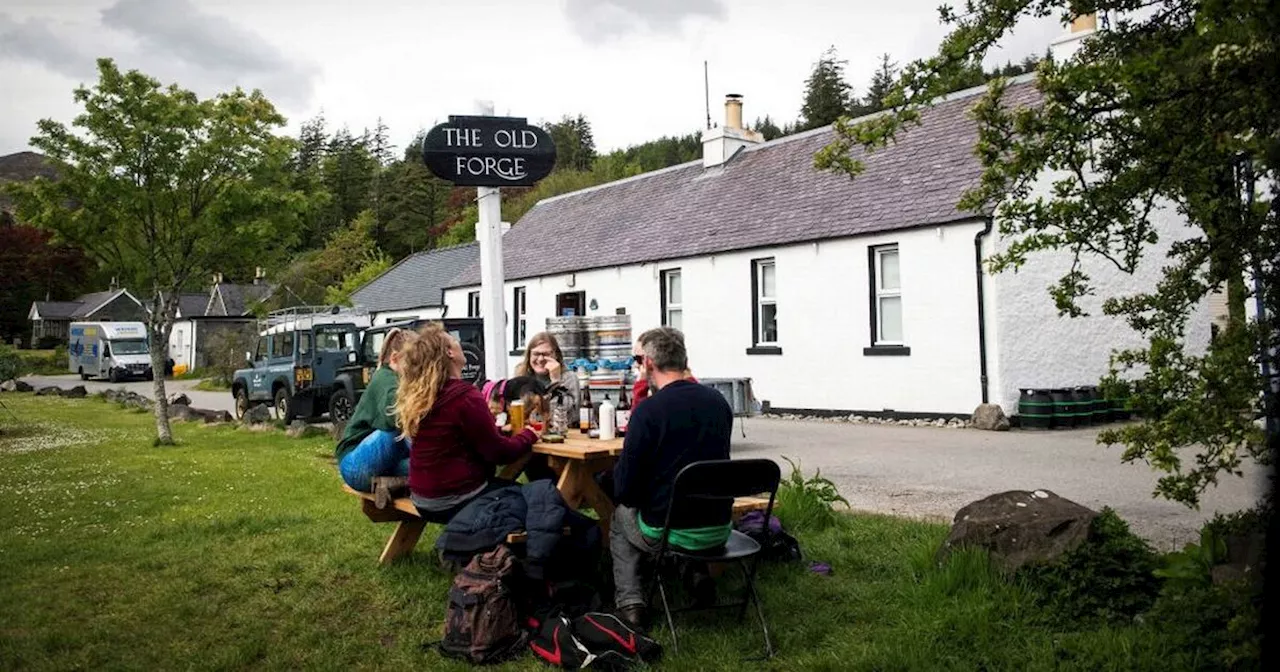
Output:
top-left (610, 327), bottom-right (733, 630)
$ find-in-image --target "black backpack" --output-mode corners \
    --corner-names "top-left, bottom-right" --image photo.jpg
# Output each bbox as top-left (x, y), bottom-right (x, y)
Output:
top-left (438, 545), bottom-right (528, 664)
top-left (530, 612), bottom-right (662, 669)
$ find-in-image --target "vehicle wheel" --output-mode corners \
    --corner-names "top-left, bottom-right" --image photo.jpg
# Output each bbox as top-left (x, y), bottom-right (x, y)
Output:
top-left (329, 388), bottom-right (354, 424)
top-left (145, 370), bottom-right (154, 382)
top-left (108, 368), bottom-right (119, 384)
top-left (274, 387), bottom-right (295, 423)
top-left (234, 389), bottom-right (250, 420)
top-left (79, 367), bottom-right (89, 382)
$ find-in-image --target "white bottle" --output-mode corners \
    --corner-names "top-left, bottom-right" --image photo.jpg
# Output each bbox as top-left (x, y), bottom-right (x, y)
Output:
top-left (598, 394), bottom-right (616, 441)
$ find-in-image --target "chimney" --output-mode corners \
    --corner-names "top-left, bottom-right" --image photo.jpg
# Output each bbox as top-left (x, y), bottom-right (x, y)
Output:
top-left (253, 267), bottom-right (266, 285)
top-left (702, 93), bottom-right (763, 168)
top-left (108, 276), bottom-right (118, 291)
top-left (1051, 12), bottom-right (1099, 62)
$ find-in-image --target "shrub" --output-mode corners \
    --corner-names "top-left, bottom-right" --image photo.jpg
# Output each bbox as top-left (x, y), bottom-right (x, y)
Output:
top-left (775, 456), bottom-right (850, 532)
top-left (0, 344), bottom-right (24, 382)
top-left (1018, 508), bottom-right (1161, 625)
top-left (1145, 580), bottom-right (1261, 671)
top-left (35, 335), bottom-right (60, 350)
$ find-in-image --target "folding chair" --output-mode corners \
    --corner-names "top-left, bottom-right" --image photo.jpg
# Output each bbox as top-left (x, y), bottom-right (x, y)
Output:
top-left (646, 458), bottom-right (781, 658)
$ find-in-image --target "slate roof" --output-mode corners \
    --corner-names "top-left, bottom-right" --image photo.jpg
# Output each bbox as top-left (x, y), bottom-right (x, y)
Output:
top-left (351, 242), bottom-right (479, 312)
top-left (208, 283), bottom-right (273, 316)
top-left (447, 78), bottom-right (1039, 288)
top-left (32, 301), bottom-right (81, 320)
top-left (30, 289), bottom-right (142, 321)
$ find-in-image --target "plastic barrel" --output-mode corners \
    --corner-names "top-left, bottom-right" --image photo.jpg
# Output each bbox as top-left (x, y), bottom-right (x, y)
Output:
top-left (1017, 388), bottom-right (1054, 429)
top-left (1050, 388), bottom-right (1076, 428)
top-left (1073, 386), bottom-right (1097, 426)
top-left (1090, 385), bottom-right (1111, 424)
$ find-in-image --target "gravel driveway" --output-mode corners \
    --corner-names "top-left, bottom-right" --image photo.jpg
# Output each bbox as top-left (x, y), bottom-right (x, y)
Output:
top-left (731, 416), bottom-right (1268, 550)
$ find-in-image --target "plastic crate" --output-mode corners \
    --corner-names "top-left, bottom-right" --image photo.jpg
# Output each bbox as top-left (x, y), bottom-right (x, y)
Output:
top-left (698, 377), bottom-right (759, 417)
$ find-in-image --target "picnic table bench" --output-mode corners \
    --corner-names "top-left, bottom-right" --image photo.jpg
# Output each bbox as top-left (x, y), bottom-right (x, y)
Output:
top-left (343, 433), bottom-right (775, 565)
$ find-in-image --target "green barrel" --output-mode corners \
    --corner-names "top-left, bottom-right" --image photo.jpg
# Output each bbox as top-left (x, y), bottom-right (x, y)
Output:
top-left (1017, 388), bottom-right (1054, 429)
top-left (1073, 386), bottom-right (1097, 425)
top-left (1089, 385), bottom-right (1111, 424)
top-left (1050, 388), bottom-right (1076, 428)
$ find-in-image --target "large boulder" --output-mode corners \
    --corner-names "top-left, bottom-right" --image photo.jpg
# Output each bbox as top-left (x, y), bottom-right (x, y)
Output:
top-left (0, 380), bottom-right (16, 393)
top-left (168, 393), bottom-right (191, 407)
top-left (201, 410), bottom-right (234, 424)
top-left (15, 380), bottom-right (33, 393)
top-left (329, 420), bottom-right (347, 442)
top-left (970, 403), bottom-right (1010, 431)
top-left (59, 385), bottom-right (88, 399)
top-left (168, 404), bottom-right (200, 422)
top-left (243, 404), bottom-right (272, 425)
top-left (35, 386), bottom-right (62, 397)
top-left (939, 489), bottom-right (1098, 573)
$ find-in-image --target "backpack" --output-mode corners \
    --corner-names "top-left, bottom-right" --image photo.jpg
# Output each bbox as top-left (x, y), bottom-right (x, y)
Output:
top-left (438, 545), bottom-right (527, 664)
top-left (736, 510), bottom-right (803, 562)
top-left (529, 612), bottom-right (661, 670)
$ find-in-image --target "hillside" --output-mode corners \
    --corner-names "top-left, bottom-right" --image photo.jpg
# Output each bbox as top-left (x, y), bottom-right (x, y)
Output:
top-left (0, 151), bottom-right (56, 214)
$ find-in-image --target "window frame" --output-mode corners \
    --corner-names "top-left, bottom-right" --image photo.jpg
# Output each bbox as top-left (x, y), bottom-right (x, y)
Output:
top-left (865, 244), bottom-right (910, 356)
top-left (467, 291), bottom-right (481, 318)
top-left (660, 268), bottom-right (682, 329)
top-left (512, 286), bottom-right (527, 350)
top-left (747, 257), bottom-right (781, 355)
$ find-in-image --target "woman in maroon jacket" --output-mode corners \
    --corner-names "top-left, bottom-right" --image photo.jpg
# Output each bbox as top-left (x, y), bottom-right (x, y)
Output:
top-left (395, 324), bottom-right (539, 521)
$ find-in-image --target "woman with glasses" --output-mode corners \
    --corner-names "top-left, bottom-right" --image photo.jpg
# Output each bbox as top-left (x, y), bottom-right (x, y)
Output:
top-left (514, 332), bottom-right (582, 430)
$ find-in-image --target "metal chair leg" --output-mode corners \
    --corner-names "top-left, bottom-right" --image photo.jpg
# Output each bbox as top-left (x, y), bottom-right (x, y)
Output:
top-left (657, 578), bottom-right (679, 655)
top-left (749, 581), bottom-right (775, 658)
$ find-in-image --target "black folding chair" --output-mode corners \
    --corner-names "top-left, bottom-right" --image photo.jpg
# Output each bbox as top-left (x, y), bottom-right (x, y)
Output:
top-left (646, 458), bottom-right (781, 658)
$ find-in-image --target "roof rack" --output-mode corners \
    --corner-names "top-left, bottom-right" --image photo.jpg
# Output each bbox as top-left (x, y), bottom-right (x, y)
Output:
top-left (259, 305), bottom-right (370, 331)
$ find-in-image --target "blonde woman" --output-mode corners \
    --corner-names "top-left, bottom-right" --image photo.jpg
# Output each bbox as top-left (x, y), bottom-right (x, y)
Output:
top-left (336, 328), bottom-right (417, 501)
top-left (397, 325), bottom-right (539, 521)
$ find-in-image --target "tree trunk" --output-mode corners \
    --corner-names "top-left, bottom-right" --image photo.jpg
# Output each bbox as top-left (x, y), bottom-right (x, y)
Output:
top-left (151, 347), bottom-right (173, 445)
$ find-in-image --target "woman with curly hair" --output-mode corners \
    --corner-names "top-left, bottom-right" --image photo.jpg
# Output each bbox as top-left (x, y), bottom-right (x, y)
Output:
top-left (396, 324), bottom-right (539, 521)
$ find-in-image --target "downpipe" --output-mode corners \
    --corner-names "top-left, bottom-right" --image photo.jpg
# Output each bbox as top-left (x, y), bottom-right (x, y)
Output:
top-left (975, 217), bottom-right (994, 404)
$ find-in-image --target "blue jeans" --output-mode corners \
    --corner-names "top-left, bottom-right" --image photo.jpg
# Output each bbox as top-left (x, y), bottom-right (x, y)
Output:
top-left (338, 430), bottom-right (410, 492)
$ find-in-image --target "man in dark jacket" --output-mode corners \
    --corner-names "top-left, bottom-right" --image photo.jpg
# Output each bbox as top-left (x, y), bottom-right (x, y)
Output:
top-left (611, 327), bottom-right (733, 629)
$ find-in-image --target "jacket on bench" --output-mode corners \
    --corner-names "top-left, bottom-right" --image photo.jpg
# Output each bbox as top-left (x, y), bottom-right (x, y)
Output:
top-left (435, 480), bottom-right (567, 578)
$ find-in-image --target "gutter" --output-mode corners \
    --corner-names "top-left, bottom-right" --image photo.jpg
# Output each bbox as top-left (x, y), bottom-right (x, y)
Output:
top-left (975, 217), bottom-right (994, 404)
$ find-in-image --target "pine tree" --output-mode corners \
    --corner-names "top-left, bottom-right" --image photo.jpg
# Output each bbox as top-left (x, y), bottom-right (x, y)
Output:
top-left (864, 54), bottom-right (898, 113)
top-left (753, 116), bottom-right (784, 141)
top-left (544, 115), bottom-right (597, 172)
top-left (799, 47), bottom-right (854, 131)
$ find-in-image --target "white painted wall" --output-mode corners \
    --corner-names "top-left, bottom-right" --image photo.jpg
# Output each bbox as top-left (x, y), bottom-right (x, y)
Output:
top-left (445, 220), bottom-right (990, 414)
top-left (989, 201), bottom-right (1213, 414)
top-left (371, 306), bottom-right (445, 325)
top-left (169, 319), bottom-right (193, 369)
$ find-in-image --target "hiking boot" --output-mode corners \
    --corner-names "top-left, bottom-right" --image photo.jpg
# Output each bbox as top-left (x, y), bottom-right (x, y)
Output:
top-left (617, 604), bottom-right (648, 632)
top-left (372, 476), bottom-right (408, 509)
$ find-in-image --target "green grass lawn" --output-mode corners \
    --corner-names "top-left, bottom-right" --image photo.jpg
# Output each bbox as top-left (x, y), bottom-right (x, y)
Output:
top-left (0, 394), bottom-right (1190, 671)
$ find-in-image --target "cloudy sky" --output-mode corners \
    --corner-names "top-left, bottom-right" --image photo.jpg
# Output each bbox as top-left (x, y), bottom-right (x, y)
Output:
top-left (0, 0), bottom-right (1064, 157)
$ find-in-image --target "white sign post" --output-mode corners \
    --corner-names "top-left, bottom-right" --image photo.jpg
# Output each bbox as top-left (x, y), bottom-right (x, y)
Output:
top-left (473, 100), bottom-right (508, 380)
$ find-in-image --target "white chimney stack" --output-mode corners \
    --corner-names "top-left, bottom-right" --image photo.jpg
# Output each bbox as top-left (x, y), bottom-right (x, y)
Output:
top-left (1050, 12), bottom-right (1099, 62)
top-left (702, 93), bottom-right (763, 168)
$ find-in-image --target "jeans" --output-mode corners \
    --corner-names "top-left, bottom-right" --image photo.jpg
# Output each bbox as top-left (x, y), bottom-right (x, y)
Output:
top-left (338, 430), bottom-right (410, 492)
top-left (611, 504), bottom-right (661, 610)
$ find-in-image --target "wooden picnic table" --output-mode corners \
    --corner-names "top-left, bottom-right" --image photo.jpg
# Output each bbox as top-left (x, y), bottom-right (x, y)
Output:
top-left (498, 433), bottom-right (625, 538)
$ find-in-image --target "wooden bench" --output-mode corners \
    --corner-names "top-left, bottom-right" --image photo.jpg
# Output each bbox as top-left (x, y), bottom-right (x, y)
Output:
top-left (344, 485), bottom-right (774, 566)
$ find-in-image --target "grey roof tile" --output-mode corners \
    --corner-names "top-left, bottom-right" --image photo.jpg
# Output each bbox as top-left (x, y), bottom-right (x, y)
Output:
top-left (446, 80), bottom-right (1038, 287)
top-left (352, 243), bottom-right (479, 313)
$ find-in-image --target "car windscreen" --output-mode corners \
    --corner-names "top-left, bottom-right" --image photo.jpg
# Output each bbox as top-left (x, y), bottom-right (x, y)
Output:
top-left (109, 339), bottom-right (148, 355)
top-left (315, 326), bottom-right (357, 351)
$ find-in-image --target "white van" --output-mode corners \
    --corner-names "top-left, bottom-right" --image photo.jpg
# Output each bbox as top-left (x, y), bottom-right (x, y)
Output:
top-left (68, 322), bottom-right (153, 382)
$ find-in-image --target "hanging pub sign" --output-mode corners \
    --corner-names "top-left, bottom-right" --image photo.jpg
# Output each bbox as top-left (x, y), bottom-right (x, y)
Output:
top-left (422, 115), bottom-right (557, 187)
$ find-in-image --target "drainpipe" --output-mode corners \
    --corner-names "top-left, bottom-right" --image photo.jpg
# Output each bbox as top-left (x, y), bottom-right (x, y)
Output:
top-left (975, 217), bottom-right (994, 404)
